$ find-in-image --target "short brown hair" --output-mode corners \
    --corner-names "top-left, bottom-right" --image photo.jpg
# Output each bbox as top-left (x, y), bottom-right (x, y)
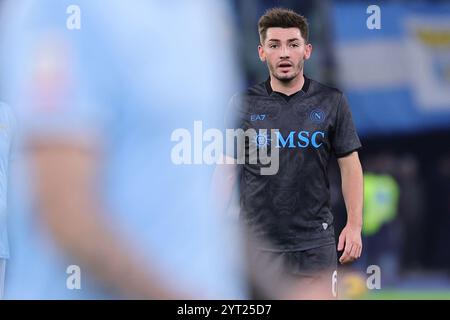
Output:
top-left (258, 8), bottom-right (309, 44)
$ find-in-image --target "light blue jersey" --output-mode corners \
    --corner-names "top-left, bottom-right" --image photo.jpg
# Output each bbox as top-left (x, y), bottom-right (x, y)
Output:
top-left (1, 0), bottom-right (245, 299)
top-left (0, 103), bottom-right (15, 260)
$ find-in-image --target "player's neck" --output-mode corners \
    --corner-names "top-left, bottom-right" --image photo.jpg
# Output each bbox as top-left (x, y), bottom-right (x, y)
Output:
top-left (270, 73), bottom-right (305, 96)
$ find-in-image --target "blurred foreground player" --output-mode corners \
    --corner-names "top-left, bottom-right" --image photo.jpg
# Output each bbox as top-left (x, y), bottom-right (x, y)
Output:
top-left (214, 8), bottom-right (364, 299)
top-left (1, 0), bottom-right (246, 299)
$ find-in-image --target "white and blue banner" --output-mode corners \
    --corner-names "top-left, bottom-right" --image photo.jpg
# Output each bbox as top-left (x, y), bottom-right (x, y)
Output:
top-left (334, 2), bottom-right (450, 136)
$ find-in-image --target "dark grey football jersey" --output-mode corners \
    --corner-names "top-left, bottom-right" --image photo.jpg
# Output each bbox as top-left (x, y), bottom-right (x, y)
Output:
top-left (226, 76), bottom-right (362, 251)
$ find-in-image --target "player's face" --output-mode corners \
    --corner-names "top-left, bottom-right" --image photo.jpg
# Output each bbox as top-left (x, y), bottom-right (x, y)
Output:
top-left (258, 27), bottom-right (312, 83)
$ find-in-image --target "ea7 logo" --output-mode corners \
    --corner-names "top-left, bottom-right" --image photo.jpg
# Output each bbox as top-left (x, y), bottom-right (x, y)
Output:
top-left (251, 114), bottom-right (266, 122)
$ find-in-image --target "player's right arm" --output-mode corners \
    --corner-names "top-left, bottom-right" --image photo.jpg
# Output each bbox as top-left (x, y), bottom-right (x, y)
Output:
top-left (211, 154), bottom-right (239, 216)
top-left (211, 92), bottom-right (243, 216)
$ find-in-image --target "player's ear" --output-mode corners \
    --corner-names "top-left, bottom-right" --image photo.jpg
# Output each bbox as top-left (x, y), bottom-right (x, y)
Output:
top-left (304, 43), bottom-right (312, 61)
top-left (258, 44), bottom-right (266, 62)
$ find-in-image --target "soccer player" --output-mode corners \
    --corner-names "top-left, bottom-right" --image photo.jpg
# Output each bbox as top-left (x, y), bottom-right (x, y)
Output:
top-left (215, 8), bottom-right (363, 299)
top-left (1, 0), bottom-right (245, 299)
top-left (0, 102), bottom-right (15, 299)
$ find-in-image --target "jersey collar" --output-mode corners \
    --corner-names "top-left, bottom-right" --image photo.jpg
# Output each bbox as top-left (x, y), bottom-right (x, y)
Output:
top-left (265, 75), bottom-right (310, 99)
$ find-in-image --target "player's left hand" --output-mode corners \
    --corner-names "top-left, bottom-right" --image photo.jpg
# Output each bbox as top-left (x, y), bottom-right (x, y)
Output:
top-left (337, 224), bottom-right (362, 264)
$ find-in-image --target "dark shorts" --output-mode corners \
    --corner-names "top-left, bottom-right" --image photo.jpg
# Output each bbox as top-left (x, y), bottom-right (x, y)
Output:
top-left (254, 244), bottom-right (338, 299)
top-left (276, 244), bottom-right (337, 276)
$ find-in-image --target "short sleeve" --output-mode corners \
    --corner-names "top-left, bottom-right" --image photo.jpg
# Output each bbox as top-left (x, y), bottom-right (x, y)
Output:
top-left (224, 94), bottom-right (243, 129)
top-left (223, 93), bottom-right (245, 160)
top-left (332, 94), bottom-right (362, 157)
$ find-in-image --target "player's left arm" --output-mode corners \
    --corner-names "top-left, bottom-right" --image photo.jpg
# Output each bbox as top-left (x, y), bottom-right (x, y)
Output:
top-left (337, 151), bottom-right (363, 264)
